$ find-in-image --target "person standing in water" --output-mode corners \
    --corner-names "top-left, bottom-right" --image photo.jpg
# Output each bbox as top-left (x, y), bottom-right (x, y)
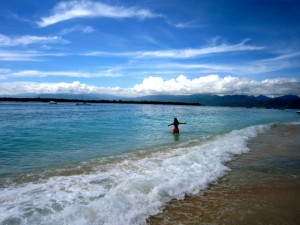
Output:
top-left (168, 118), bottom-right (186, 133)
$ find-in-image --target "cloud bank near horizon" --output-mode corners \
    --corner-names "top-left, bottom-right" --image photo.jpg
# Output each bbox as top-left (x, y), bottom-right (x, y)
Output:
top-left (1, 75), bottom-right (299, 97)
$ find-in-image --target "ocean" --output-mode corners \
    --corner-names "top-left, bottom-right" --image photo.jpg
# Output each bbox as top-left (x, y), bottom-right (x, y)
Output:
top-left (0, 102), bottom-right (299, 225)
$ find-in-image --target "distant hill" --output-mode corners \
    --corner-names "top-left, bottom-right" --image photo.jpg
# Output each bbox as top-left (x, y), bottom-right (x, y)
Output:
top-left (133, 94), bottom-right (300, 109)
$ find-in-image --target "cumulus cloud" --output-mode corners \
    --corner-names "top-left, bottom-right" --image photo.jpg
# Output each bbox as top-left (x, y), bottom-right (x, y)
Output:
top-left (38, 0), bottom-right (158, 27)
top-left (0, 81), bottom-right (125, 96)
top-left (132, 75), bottom-right (300, 96)
top-left (0, 75), bottom-right (299, 97)
top-left (0, 34), bottom-right (67, 46)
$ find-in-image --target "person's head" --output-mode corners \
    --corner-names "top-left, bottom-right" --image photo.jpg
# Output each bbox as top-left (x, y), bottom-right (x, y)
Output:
top-left (174, 118), bottom-right (178, 123)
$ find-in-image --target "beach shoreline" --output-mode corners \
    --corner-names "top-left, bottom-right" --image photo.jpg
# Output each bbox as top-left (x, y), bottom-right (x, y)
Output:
top-left (148, 123), bottom-right (300, 225)
top-left (1, 102), bottom-right (300, 225)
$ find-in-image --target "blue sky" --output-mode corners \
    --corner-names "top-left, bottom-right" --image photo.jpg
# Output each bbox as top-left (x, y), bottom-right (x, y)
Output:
top-left (0, 0), bottom-right (299, 96)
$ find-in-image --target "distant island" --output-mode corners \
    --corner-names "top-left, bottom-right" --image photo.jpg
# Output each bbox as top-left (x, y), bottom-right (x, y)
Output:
top-left (1, 94), bottom-right (300, 109)
top-left (0, 97), bottom-right (202, 106)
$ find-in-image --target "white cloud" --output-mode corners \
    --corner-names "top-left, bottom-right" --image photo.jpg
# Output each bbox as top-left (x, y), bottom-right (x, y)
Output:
top-left (0, 34), bottom-right (67, 46)
top-left (0, 75), bottom-right (299, 97)
top-left (137, 42), bottom-right (262, 58)
top-left (84, 41), bottom-right (263, 59)
top-left (0, 69), bottom-right (121, 78)
top-left (9, 70), bottom-right (90, 78)
top-left (0, 50), bottom-right (66, 61)
top-left (0, 51), bottom-right (41, 61)
top-left (60, 25), bottom-right (95, 35)
top-left (123, 50), bottom-right (300, 75)
top-left (149, 60), bottom-right (292, 75)
top-left (132, 75), bottom-right (300, 96)
top-left (38, 0), bottom-right (158, 27)
top-left (169, 21), bottom-right (205, 29)
top-left (260, 51), bottom-right (300, 62)
top-left (0, 81), bottom-right (125, 96)
top-left (83, 51), bottom-right (135, 57)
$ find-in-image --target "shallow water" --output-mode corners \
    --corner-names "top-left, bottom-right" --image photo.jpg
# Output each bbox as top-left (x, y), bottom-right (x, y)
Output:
top-left (149, 123), bottom-right (300, 225)
top-left (0, 102), bottom-right (299, 225)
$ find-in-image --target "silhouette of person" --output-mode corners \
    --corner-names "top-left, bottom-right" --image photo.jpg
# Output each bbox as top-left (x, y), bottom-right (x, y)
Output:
top-left (168, 118), bottom-right (186, 133)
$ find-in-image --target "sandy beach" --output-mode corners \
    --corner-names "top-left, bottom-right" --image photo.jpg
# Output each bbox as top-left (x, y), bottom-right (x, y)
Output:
top-left (149, 123), bottom-right (300, 225)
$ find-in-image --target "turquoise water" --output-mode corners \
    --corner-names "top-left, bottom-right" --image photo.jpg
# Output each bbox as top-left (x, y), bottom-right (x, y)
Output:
top-left (0, 102), bottom-right (299, 225)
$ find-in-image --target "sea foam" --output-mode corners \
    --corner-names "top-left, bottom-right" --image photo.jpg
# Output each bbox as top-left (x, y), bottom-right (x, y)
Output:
top-left (0, 125), bottom-right (269, 225)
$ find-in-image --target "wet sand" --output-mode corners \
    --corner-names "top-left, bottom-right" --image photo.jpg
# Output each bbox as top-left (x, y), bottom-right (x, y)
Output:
top-left (148, 123), bottom-right (300, 225)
